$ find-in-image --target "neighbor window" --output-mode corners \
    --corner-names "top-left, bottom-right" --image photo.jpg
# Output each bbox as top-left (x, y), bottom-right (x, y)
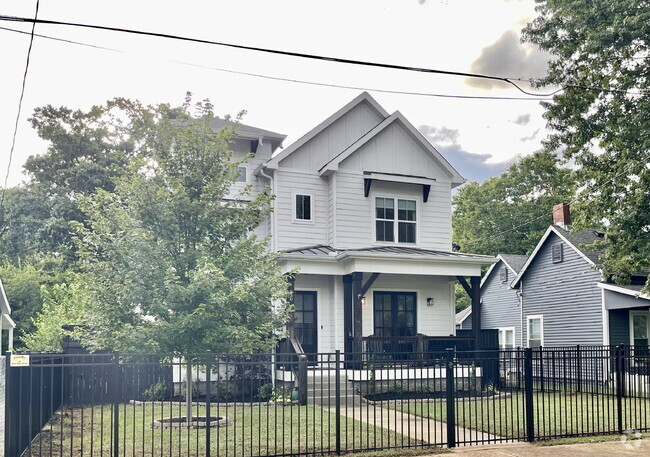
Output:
top-left (527, 315), bottom-right (543, 348)
top-left (375, 197), bottom-right (416, 243)
top-left (500, 267), bottom-right (508, 283)
top-left (631, 312), bottom-right (649, 347)
top-left (295, 194), bottom-right (312, 221)
top-left (498, 328), bottom-right (515, 349)
top-left (236, 166), bottom-right (247, 183)
top-left (552, 244), bottom-right (563, 263)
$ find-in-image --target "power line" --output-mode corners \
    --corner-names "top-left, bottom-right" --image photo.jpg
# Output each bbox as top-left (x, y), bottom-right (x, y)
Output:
top-left (0, 24), bottom-right (552, 102)
top-left (1, 2), bottom-right (40, 213)
top-left (0, 14), bottom-right (566, 98)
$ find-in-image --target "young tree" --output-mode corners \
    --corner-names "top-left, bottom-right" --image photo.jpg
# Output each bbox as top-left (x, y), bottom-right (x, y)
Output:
top-left (523, 0), bottom-right (650, 290)
top-left (76, 98), bottom-right (292, 354)
top-left (453, 151), bottom-right (576, 256)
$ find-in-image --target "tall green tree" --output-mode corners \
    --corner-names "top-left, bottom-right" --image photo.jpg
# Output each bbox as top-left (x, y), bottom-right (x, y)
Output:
top-left (453, 150), bottom-right (576, 256)
top-left (76, 98), bottom-right (291, 354)
top-left (523, 0), bottom-right (650, 290)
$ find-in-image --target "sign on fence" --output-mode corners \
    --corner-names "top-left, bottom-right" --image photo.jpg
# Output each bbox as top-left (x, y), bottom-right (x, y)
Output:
top-left (9, 354), bottom-right (29, 367)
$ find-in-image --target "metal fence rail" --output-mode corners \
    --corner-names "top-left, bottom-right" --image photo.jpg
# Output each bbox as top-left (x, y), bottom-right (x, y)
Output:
top-left (4, 346), bottom-right (650, 457)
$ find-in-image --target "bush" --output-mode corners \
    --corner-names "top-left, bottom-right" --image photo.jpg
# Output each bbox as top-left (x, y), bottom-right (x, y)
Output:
top-left (142, 381), bottom-right (168, 401)
top-left (257, 383), bottom-right (273, 401)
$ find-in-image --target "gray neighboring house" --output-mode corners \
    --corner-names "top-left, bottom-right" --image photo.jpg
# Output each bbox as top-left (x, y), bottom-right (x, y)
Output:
top-left (509, 204), bottom-right (649, 348)
top-left (455, 254), bottom-right (528, 348)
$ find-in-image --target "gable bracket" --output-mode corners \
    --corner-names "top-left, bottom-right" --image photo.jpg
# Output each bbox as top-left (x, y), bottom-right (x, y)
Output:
top-left (456, 276), bottom-right (473, 296)
top-left (423, 184), bottom-right (431, 203)
top-left (361, 273), bottom-right (381, 296)
top-left (364, 178), bottom-right (372, 198)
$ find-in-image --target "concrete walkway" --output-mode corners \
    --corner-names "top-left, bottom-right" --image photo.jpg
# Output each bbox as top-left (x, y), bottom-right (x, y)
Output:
top-left (331, 404), bottom-right (501, 446)
top-left (449, 439), bottom-right (650, 456)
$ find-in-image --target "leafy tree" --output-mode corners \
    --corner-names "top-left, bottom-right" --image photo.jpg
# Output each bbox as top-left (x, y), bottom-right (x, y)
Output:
top-left (21, 283), bottom-right (87, 352)
top-left (523, 0), bottom-right (650, 290)
top-left (75, 98), bottom-right (291, 354)
top-left (453, 151), bottom-right (576, 256)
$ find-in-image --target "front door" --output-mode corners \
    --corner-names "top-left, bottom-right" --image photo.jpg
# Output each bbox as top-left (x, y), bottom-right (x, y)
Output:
top-left (373, 292), bottom-right (417, 354)
top-left (294, 291), bottom-right (318, 360)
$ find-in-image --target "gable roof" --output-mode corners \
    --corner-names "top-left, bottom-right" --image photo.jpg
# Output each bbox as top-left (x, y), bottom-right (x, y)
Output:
top-left (264, 92), bottom-right (389, 169)
top-left (511, 225), bottom-right (604, 288)
top-left (210, 117), bottom-right (286, 143)
top-left (455, 306), bottom-right (472, 326)
top-left (480, 253), bottom-right (529, 287)
top-left (317, 111), bottom-right (465, 186)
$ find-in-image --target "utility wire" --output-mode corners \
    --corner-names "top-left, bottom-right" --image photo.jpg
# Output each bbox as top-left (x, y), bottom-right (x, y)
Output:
top-left (1, 3), bottom-right (40, 212)
top-left (0, 25), bottom-right (552, 101)
top-left (0, 14), bottom-right (574, 98)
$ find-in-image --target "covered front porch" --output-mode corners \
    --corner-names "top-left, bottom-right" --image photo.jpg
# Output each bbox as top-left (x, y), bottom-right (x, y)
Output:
top-left (279, 245), bottom-right (496, 361)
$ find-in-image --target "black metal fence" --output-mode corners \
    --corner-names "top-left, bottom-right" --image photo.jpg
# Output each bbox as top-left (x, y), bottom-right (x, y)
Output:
top-left (4, 346), bottom-right (650, 456)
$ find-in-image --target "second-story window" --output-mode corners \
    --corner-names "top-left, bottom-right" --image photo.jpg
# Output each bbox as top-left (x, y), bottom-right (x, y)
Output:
top-left (375, 197), bottom-right (417, 243)
top-left (295, 194), bottom-right (312, 221)
top-left (236, 166), bottom-right (248, 183)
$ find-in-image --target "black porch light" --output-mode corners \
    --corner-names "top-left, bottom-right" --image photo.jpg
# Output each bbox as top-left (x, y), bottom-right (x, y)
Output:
top-left (426, 297), bottom-right (434, 307)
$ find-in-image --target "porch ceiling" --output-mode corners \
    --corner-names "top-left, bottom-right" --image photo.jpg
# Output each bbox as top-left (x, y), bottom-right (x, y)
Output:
top-left (280, 245), bottom-right (496, 276)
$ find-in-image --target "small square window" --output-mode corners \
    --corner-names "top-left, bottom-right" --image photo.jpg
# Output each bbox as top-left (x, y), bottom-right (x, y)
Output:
top-left (236, 166), bottom-right (247, 183)
top-left (295, 194), bottom-right (312, 221)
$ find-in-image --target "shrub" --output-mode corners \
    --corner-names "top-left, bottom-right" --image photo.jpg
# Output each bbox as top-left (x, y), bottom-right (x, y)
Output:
top-left (142, 381), bottom-right (168, 401)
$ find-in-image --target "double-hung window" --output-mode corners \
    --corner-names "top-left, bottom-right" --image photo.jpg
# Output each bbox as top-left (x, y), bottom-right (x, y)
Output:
top-left (527, 315), bottom-right (543, 348)
top-left (375, 197), bottom-right (417, 243)
top-left (498, 327), bottom-right (515, 349)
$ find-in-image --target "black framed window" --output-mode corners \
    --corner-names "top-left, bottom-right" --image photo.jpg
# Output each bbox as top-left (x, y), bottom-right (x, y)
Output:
top-left (376, 197), bottom-right (416, 243)
top-left (294, 291), bottom-right (317, 359)
top-left (397, 199), bottom-right (416, 243)
top-left (375, 197), bottom-right (394, 241)
top-left (295, 194), bottom-right (312, 220)
top-left (373, 292), bottom-right (417, 337)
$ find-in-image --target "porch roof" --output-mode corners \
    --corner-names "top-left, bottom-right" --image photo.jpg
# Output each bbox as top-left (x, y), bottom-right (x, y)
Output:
top-left (280, 245), bottom-right (496, 276)
top-left (599, 282), bottom-right (650, 310)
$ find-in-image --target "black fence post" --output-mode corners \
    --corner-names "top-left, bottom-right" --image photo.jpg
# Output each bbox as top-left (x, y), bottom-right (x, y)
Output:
top-left (4, 353), bottom-right (12, 457)
top-left (112, 353), bottom-right (120, 457)
top-left (298, 354), bottom-right (308, 406)
top-left (335, 350), bottom-right (341, 456)
top-left (445, 348), bottom-right (456, 448)
top-left (615, 345), bottom-right (624, 434)
top-left (205, 352), bottom-right (212, 457)
top-left (576, 345), bottom-right (582, 393)
top-left (524, 348), bottom-right (535, 442)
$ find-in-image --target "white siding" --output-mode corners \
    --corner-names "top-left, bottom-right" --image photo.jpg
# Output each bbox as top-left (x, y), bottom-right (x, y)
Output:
top-left (362, 275), bottom-right (455, 337)
top-left (294, 275), bottom-right (338, 354)
top-left (275, 169), bottom-right (329, 250)
top-left (278, 101), bottom-right (384, 170)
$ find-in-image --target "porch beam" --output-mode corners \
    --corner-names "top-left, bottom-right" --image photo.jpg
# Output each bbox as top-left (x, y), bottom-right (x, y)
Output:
top-left (361, 273), bottom-right (380, 296)
top-left (456, 275), bottom-right (473, 296)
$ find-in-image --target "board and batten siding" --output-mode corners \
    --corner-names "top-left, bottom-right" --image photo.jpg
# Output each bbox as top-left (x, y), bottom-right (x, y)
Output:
top-left (278, 101), bottom-right (384, 170)
top-left (521, 232), bottom-right (603, 347)
top-left (481, 262), bottom-right (522, 346)
top-left (361, 274), bottom-right (455, 337)
top-left (274, 169), bottom-right (329, 251)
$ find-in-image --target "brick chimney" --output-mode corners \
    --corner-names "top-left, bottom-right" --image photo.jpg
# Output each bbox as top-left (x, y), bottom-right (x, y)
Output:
top-left (552, 203), bottom-right (571, 229)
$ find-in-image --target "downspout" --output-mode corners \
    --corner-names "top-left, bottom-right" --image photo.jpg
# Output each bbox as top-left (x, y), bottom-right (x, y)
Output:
top-left (519, 281), bottom-right (524, 347)
top-left (259, 166), bottom-right (276, 252)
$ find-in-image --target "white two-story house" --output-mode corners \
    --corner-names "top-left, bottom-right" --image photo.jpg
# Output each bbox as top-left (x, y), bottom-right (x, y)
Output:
top-left (230, 92), bottom-right (495, 358)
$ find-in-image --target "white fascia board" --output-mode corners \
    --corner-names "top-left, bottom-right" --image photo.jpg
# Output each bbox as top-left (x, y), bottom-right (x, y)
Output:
top-left (0, 278), bottom-right (10, 314)
top-left (1, 313), bottom-right (16, 329)
top-left (279, 258), bottom-right (343, 275)
top-left (510, 225), bottom-right (555, 288)
top-left (480, 255), bottom-right (506, 288)
top-left (265, 92), bottom-right (389, 170)
top-left (598, 282), bottom-right (650, 300)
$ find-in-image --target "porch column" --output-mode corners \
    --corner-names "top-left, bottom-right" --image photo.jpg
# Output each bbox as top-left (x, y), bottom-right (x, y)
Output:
top-left (470, 276), bottom-right (481, 350)
top-left (352, 272), bottom-right (363, 355)
top-left (343, 275), bottom-right (353, 355)
top-left (287, 274), bottom-right (296, 338)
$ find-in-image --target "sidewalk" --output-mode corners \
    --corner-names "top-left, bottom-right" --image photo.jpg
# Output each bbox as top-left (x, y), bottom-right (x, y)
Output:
top-left (449, 439), bottom-right (650, 456)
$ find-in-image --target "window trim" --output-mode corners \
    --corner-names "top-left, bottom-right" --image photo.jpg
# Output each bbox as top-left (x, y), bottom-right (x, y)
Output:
top-left (629, 310), bottom-right (650, 346)
top-left (372, 194), bottom-right (420, 246)
top-left (498, 327), bottom-right (516, 349)
top-left (235, 164), bottom-right (250, 184)
top-left (292, 192), bottom-right (315, 224)
top-left (526, 314), bottom-right (544, 348)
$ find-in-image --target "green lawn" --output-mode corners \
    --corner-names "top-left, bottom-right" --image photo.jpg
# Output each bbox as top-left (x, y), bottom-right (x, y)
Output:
top-left (393, 391), bottom-right (650, 439)
top-left (25, 402), bottom-right (412, 457)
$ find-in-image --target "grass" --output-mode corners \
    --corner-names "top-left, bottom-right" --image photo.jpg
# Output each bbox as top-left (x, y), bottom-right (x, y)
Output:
top-left (392, 391), bottom-right (650, 440)
top-left (25, 402), bottom-right (415, 457)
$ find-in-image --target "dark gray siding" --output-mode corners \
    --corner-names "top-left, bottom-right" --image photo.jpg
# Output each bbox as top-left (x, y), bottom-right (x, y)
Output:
top-left (481, 261), bottom-right (522, 346)
top-left (521, 232), bottom-right (603, 346)
top-left (609, 309), bottom-right (630, 346)
top-left (459, 315), bottom-right (472, 330)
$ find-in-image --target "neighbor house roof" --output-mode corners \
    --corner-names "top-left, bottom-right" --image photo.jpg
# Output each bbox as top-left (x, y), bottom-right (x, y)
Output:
top-left (455, 306), bottom-right (472, 326)
top-left (511, 225), bottom-right (604, 288)
top-left (480, 253), bottom-right (529, 287)
top-left (264, 92), bottom-right (389, 169)
top-left (210, 118), bottom-right (286, 143)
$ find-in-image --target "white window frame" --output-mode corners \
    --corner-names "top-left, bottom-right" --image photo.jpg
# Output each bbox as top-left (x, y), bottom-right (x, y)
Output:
top-left (292, 192), bottom-right (314, 224)
top-left (629, 310), bottom-right (650, 346)
top-left (372, 194), bottom-right (420, 246)
top-left (526, 315), bottom-right (544, 348)
top-left (235, 164), bottom-right (249, 184)
top-left (498, 327), bottom-right (516, 349)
